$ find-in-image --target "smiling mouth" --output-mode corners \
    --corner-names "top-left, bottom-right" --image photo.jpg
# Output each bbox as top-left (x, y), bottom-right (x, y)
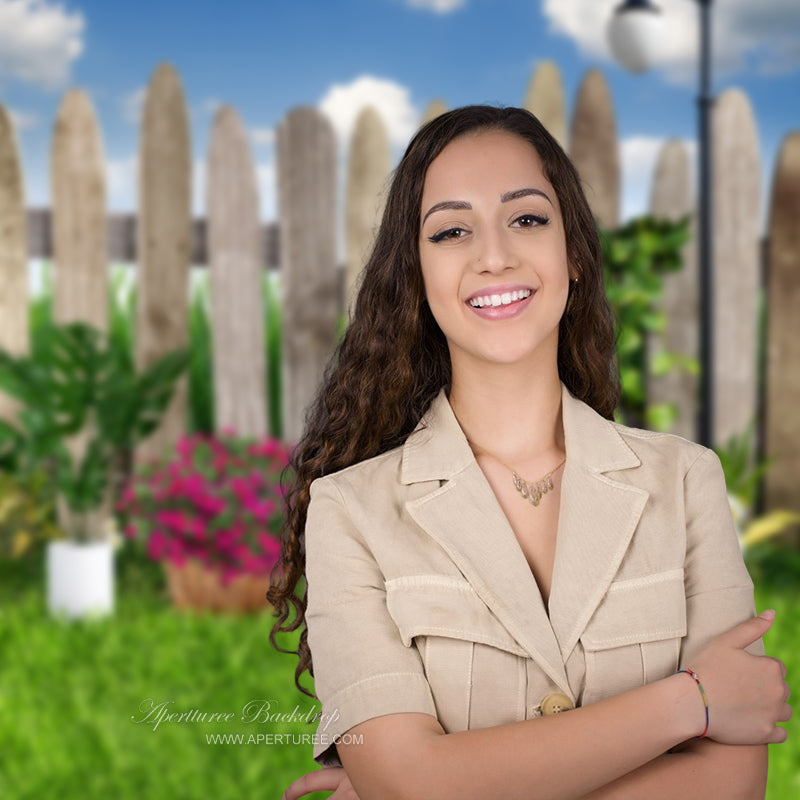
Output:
top-left (467, 288), bottom-right (533, 309)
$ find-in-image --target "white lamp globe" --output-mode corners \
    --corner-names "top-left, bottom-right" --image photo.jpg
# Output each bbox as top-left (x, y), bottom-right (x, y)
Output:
top-left (607, 0), bottom-right (666, 74)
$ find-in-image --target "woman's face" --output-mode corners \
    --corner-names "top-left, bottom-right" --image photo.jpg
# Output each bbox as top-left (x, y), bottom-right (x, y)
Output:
top-left (418, 129), bottom-right (573, 373)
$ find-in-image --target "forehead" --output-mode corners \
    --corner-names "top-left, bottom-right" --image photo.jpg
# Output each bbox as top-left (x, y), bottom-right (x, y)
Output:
top-left (422, 129), bottom-right (552, 199)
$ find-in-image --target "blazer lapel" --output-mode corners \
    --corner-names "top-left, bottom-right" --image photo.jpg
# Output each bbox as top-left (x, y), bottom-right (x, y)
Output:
top-left (400, 383), bottom-right (650, 694)
top-left (401, 387), bottom-right (570, 693)
top-left (547, 385), bottom-right (649, 661)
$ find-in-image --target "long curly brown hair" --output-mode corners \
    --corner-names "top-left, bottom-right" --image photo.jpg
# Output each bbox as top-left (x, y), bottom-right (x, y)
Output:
top-left (266, 105), bottom-right (619, 698)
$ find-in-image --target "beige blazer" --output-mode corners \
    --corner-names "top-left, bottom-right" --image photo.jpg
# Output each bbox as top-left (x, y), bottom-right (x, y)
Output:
top-left (304, 382), bottom-right (764, 767)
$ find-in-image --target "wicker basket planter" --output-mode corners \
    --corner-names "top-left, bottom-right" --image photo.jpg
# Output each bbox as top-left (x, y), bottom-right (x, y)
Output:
top-left (163, 559), bottom-right (272, 613)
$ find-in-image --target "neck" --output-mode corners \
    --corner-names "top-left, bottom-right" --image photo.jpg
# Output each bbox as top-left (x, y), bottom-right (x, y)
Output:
top-left (447, 359), bottom-right (565, 472)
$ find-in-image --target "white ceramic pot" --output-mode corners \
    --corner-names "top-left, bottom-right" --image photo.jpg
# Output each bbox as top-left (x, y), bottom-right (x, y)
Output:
top-left (47, 540), bottom-right (115, 618)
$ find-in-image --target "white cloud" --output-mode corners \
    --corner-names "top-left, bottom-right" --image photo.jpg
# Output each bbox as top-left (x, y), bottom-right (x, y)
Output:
top-left (9, 108), bottom-right (38, 130)
top-left (319, 74), bottom-right (419, 151)
top-left (0, 0), bottom-right (84, 90)
top-left (543, 0), bottom-right (800, 84)
top-left (251, 127), bottom-right (275, 147)
top-left (405, 0), bottom-right (466, 13)
top-left (620, 135), bottom-right (696, 221)
top-left (121, 87), bottom-right (146, 124)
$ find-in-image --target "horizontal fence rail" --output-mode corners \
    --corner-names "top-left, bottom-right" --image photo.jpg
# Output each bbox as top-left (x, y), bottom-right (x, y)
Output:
top-left (26, 208), bottom-right (281, 269)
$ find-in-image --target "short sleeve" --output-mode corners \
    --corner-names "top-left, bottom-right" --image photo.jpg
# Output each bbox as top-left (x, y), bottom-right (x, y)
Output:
top-left (678, 448), bottom-right (765, 670)
top-left (304, 477), bottom-right (437, 767)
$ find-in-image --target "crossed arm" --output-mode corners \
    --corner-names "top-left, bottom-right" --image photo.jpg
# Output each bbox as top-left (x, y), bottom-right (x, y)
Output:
top-left (283, 715), bottom-right (768, 800)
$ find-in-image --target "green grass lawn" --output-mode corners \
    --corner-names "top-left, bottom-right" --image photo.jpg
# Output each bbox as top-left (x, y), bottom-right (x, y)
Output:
top-left (1, 543), bottom-right (797, 799)
top-left (0, 544), bottom-right (330, 800)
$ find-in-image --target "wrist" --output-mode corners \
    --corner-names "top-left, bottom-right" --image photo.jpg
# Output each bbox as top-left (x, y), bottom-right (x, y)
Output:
top-left (660, 672), bottom-right (708, 742)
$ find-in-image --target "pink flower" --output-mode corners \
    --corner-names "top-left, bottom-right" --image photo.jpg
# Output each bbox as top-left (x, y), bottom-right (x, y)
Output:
top-left (231, 477), bottom-right (256, 506)
top-left (147, 531), bottom-right (168, 560)
top-left (258, 534), bottom-right (281, 562)
top-left (189, 517), bottom-right (207, 539)
top-left (119, 429), bottom-right (294, 572)
top-left (155, 509), bottom-right (190, 533)
top-left (245, 499), bottom-right (276, 523)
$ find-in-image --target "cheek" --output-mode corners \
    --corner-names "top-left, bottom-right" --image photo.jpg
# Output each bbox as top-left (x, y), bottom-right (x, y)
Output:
top-left (419, 259), bottom-right (447, 308)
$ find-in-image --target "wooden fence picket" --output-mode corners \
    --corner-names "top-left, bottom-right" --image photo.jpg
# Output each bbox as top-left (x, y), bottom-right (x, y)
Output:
top-left (50, 89), bottom-right (107, 329)
top-left (712, 89), bottom-right (761, 448)
top-left (345, 106), bottom-right (390, 313)
top-left (0, 105), bottom-right (29, 423)
top-left (135, 63), bottom-right (192, 464)
top-left (523, 61), bottom-right (567, 150)
top-left (648, 139), bottom-right (698, 440)
top-left (207, 105), bottom-right (268, 439)
top-left (277, 107), bottom-right (338, 444)
top-left (764, 131), bottom-right (800, 513)
top-left (569, 69), bottom-right (620, 230)
top-left (421, 100), bottom-right (448, 126)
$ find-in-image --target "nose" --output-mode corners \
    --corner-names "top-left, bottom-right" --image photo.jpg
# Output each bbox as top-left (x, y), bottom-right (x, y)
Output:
top-left (474, 225), bottom-right (519, 273)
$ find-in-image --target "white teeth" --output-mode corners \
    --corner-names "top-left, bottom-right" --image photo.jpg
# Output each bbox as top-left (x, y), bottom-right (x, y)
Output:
top-left (469, 288), bottom-right (532, 309)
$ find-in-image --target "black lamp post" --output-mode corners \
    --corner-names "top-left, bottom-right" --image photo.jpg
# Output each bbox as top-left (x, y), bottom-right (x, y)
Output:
top-left (607, 0), bottom-right (715, 448)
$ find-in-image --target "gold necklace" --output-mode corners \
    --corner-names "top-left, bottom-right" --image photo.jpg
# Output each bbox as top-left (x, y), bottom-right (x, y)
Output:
top-left (469, 442), bottom-right (566, 507)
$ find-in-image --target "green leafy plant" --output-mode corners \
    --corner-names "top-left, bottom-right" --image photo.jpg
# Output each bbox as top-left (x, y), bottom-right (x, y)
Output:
top-left (0, 321), bottom-right (190, 542)
top-left (188, 271), bottom-right (215, 435)
top-left (29, 261), bottom-right (287, 443)
top-left (600, 215), bottom-right (695, 428)
top-left (715, 421), bottom-right (772, 508)
top-left (0, 470), bottom-right (61, 558)
top-left (264, 272), bottom-right (284, 440)
top-left (714, 421), bottom-right (800, 551)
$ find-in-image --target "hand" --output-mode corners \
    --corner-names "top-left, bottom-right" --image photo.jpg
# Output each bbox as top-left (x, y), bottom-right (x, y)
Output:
top-left (685, 610), bottom-right (792, 745)
top-left (282, 766), bottom-right (360, 800)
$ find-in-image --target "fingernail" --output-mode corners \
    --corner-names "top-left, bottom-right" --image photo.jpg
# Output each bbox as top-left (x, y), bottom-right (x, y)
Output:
top-left (759, 609), bottom-right (776, 619)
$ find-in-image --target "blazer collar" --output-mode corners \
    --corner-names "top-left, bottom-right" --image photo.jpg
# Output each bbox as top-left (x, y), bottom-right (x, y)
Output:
top-left (401, 382), bottom-right (641, 484)
top-left (400, 382), bottom-right (649, 699)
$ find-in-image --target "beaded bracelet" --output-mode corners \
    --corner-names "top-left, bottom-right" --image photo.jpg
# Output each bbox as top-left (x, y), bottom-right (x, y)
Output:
top-left (676, 668), bottom-right (709, 738)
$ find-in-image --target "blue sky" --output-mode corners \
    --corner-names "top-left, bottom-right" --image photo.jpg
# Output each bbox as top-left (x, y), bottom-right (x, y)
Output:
top-left (3, 0), bottom-right (799, 229)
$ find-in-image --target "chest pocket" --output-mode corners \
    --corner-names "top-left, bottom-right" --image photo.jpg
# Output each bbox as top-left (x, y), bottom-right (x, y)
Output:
top-left (580, 568), bottom-right (687, 705)
top-left (385, 575), bottom-right (529, 733)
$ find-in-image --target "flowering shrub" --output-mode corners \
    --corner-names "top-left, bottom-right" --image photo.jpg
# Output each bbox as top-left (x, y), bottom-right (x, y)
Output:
top-left (117, 431), bottom-right (291, 584)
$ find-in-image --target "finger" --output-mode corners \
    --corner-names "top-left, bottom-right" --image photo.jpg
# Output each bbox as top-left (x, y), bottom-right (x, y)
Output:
top-left (283, 768), bottom-right (346, 800)
top-left (719, 611), bottom-right (775, 649)
top-left (768, 725), bottom-right (788, 745)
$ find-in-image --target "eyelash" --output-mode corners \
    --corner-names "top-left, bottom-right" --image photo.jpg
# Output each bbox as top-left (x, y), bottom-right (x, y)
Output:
top-left (428, 227), bottom-right (466, 243)
top-left (427, 213), bottom-right (550, 243)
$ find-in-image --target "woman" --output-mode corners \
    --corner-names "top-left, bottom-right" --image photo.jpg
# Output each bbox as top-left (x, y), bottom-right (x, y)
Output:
top-left (268, 105), bottom-right (791, 800)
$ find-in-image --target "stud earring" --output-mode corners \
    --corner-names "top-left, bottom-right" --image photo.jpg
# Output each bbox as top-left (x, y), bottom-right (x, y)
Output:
top-left (566, 276), bottom-right (579, 314)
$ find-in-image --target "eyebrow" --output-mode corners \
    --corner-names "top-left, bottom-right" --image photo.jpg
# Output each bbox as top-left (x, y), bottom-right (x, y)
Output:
top-left (421, 188), bottom-right (553, 225)
top-left (500, 187), bottom-right (553, 205)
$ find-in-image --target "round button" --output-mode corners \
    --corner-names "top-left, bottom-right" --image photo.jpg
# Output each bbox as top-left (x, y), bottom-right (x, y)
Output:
top-left (540, 692), bottom-right (575, 716)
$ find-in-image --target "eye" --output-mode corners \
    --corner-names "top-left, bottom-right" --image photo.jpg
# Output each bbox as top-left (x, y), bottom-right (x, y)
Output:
top-left (427, 226), bottom-right (468, 243)
top-left (512, 213), bottom-right (549, 228)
